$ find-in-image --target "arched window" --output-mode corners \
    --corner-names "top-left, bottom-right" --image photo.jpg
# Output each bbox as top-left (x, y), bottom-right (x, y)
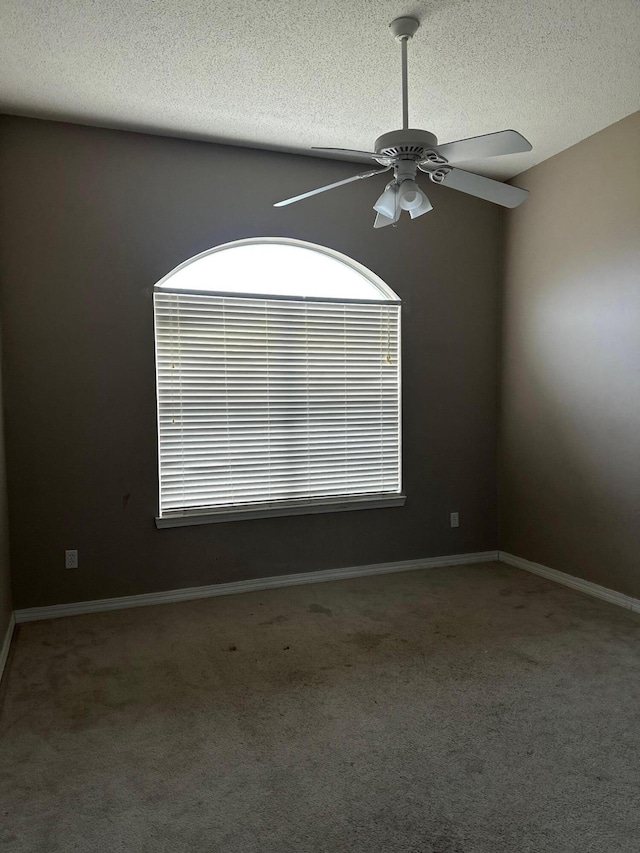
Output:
top-left (154, 238), bottom-right (403, 526)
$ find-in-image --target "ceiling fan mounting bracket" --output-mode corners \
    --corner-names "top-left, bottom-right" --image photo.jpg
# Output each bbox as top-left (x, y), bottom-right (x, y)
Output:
top-left (389, 16), bottom-right (420, 41)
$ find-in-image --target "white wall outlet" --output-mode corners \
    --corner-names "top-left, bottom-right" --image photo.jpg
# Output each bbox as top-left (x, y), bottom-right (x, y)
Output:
top-left (65, 549), bottom-right (78, 569)
top-left (450, 512), bottom-right (460, 528)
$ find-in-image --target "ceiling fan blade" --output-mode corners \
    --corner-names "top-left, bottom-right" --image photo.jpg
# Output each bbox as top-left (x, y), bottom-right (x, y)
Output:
top-left (312, 147), bottom-right (379, 159)
top-left (434, 130), bottom-right (532, 164)
top-left (274, 167), bottom-right (390, 208)
top-left (423, 166), bottom-right (529, 208)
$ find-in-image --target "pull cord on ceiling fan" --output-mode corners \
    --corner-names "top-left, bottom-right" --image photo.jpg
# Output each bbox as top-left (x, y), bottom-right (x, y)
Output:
top-left (274, 16), bottom-right (532, 227)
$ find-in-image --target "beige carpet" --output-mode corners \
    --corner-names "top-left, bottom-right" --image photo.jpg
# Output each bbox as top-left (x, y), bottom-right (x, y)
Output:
top-left (1, 561), bottom-right (639, 852)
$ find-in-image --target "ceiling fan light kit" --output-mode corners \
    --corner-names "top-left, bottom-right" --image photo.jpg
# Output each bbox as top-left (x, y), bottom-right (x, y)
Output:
top-left (274, 17), bottom-right (532, 227)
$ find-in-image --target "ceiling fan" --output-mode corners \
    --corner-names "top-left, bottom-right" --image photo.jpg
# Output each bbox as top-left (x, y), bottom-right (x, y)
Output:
top-left (274, 16), bottom-right (532, 227)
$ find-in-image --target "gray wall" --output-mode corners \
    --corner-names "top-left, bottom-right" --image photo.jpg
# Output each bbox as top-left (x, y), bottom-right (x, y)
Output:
top-left (500, 111), bottom-right (640, 597)
top-left (0, 116), bottom-right (502, 609)
top-left (0, 322), bottom-right (12, 637)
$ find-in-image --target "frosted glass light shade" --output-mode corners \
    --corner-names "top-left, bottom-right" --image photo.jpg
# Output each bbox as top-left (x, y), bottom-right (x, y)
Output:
top-left (409, 192), bottom-right (433, 219)
top-left (398, 180), bottom-right (423, 211)
top-left (373, 184), bottom-right (399, 219)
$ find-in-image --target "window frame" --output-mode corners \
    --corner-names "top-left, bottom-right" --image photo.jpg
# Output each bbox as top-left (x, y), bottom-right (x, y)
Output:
top-left (153, 238), bottom-right (405, 527)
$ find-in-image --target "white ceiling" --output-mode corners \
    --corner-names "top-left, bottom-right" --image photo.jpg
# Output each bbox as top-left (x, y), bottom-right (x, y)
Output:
top-left (1, 0), bottom-right (639, 179)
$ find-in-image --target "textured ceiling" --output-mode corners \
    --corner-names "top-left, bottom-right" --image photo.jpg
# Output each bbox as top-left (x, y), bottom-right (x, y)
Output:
top-left (1, 0), bottom-right (639, 179)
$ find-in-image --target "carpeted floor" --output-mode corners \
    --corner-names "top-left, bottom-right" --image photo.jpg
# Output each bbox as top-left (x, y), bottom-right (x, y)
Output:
top-left (1, 561), bottom-right (639, 852)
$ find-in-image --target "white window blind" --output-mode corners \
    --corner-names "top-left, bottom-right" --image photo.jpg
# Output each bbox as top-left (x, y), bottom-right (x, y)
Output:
top-left (154, 292), bottom-right (401, 517)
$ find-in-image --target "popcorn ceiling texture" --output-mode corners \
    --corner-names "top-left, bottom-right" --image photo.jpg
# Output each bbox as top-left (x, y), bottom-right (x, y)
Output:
top-left (1, 0), bottom-right (639, 178)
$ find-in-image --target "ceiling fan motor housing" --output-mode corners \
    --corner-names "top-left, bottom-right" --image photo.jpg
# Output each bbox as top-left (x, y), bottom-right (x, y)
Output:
top-left (374, 129), bottom-right (444, 165)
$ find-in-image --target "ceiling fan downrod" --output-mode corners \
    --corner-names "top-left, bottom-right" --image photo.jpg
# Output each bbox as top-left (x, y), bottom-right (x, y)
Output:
top-left (389, 16), bottom-right (420, 130)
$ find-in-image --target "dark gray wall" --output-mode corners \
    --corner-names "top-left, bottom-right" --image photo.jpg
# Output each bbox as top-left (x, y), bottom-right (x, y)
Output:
top-left (0, 116), bottom-right (502, 609)
top-left (0, 322), bottom-right (12, 637)
top-left (500, 111), bottom-right (640, 597)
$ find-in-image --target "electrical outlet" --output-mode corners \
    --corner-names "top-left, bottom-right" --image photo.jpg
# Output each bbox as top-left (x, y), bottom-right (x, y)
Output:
top-left (450, 512), bottom-right (459, 528)
top-left (65, 549), bottom-right (78, 569)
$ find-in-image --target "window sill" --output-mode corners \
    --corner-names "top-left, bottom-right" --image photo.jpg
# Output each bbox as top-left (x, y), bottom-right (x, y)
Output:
top-left (155, 493), bottom-right (406, 528)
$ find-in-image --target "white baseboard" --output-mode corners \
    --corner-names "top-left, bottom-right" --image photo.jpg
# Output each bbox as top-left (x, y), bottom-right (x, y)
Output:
top-left (15, 550), bottom-right (499, 624)
top-left (14, 550), bottom-right (638, 627)
top-left (499, 551), bottom-right (640, 614)
top-left (0, 612), bottom-right (16, 685)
